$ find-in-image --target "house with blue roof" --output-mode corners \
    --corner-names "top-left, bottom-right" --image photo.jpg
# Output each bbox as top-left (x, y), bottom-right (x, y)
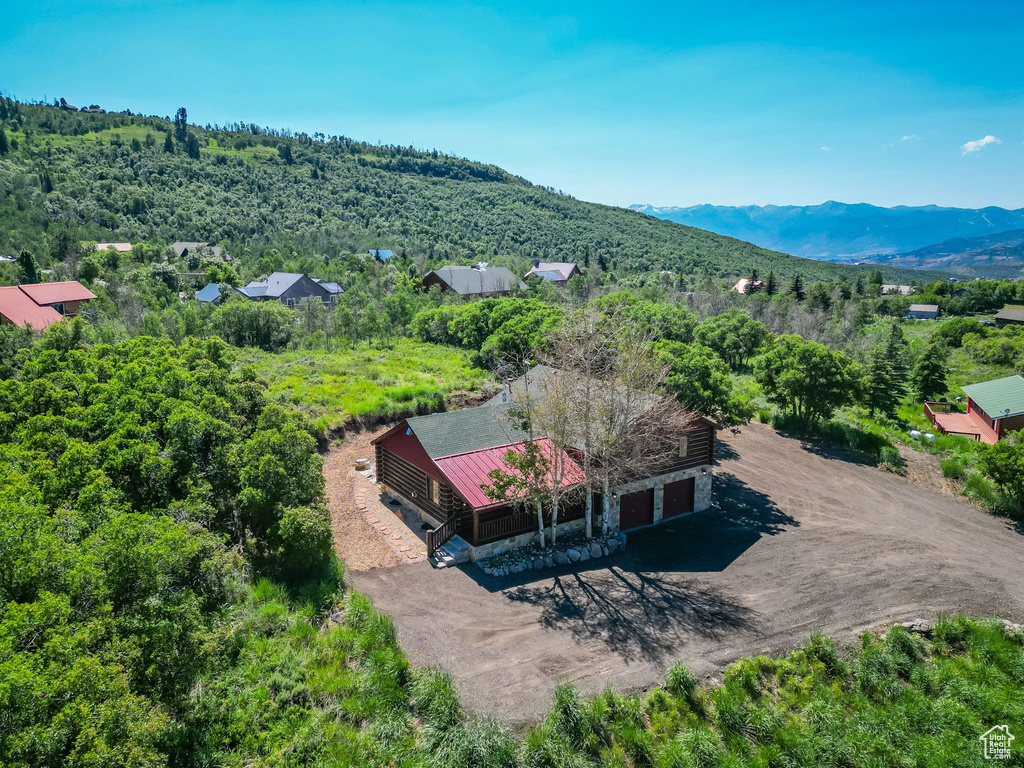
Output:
top-left (195, 283), bottom-right (225, 305)
top-left (369, 249), bottom-right (394, 262)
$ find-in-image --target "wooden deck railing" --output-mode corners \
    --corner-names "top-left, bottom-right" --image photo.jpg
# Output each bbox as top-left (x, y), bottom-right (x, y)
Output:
top-left (426, 514), bottom-right (458, 557)
top-left (476, 511), bottom-right (537, 545)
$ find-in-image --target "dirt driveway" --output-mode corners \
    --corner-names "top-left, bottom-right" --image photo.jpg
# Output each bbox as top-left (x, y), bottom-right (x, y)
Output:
top-left (349, 422), bottom-right (1024, 725)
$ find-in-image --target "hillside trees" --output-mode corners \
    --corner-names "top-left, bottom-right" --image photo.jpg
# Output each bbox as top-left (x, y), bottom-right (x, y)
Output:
top-left (209, 297), bottom-right (295, 351)
top-left (0, 335), bottom-right (345, 766)
top-left (693, 310), bottom-right (770, 369)
top-left (754, 335), bottom-right (859, 420)
top-left (658, 341), bottom-right (745, 425)
top-left (910, 341), bottom-right (949, 401)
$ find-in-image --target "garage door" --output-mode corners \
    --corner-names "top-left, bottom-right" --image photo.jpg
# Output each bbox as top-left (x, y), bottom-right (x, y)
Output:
top-left (663, 477), bottom-right (695, 519)
top-left (619, 487), bottom-right (654, 530)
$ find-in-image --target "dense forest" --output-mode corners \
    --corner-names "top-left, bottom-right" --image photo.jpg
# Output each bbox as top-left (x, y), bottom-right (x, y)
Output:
top-left (0, 96), bottom-right (941, 283)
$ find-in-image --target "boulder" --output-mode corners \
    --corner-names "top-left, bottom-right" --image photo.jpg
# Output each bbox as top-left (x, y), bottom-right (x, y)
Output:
top-left (554, 551), bottom-right (569, 565)
top-left (566, 548), bottom-right (581, 562)
top-left (900, 619), bottom-right (933, 635)
top-left (602, 546), bottom-right (610, 557)
top-left (533, 558), bottom-right (546, 570)
top-left (589, 542), bottom-right (603, 558)
top-left (606, 538), bottom-right (619, 553)
top-left (578, 548), bottom-right (591, 562)
top-left (544, 555), bottom-right (555, 568)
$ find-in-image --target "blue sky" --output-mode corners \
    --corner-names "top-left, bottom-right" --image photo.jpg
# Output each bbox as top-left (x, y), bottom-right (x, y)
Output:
top-left (3, 0), bottom-right (1022, 208)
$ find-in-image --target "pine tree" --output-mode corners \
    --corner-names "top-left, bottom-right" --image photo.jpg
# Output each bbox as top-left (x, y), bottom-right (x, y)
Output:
top-left (163, 132), bottom-right (174, 153)
top-left (855, 276), bottom-right (865, 295)
top-left (0, 127), bottom-right (8, 156)
top-left (174, 107), bottom-right (188, 142)
top-left (765, 271), bottom-right (777, 296)
top-left (883, 321), bottom-right (909, 399)
top-left (16, 251), bottom-right (40, 284)
top-left (789, 274), bottom-right (805, 301)
top-left (863, 346), bottom-right (899, 417)
top-left (186, 134), bottom-right (201, 160)
top-left (911, 341), bottom-right (948, 401)
top-left (38, 166), bottom-right (53, 194)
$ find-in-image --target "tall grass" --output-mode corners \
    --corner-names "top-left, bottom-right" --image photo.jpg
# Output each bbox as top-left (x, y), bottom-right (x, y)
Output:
top-left (243, 340), bottom-right (492, 433)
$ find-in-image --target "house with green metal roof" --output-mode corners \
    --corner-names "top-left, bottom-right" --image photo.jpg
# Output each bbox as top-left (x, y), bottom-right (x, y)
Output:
top-left (963, 375), bottom-right (1024, 440)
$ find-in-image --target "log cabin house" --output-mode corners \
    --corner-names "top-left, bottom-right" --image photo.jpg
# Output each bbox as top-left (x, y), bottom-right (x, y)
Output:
top-left (372, 366), bottom-right (716, 559)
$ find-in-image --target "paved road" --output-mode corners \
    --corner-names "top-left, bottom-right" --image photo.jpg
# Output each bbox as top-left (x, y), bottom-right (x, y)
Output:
top-left (350, 422), bottom-right (1024, 725)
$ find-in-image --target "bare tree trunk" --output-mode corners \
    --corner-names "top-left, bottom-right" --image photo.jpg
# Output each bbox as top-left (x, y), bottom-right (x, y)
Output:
top-left (535, 499), bottom-right (546, 548)
top-left (583, 454), bottom-right (593, 538)
top-left (601, 477), bottom-right (611, 535)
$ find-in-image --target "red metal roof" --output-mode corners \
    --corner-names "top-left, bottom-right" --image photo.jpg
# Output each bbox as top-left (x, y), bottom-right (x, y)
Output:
top-left (0, 287), bottom-right (63, 329)
top-left (18, 281), bottom-right (97, 306)
top-left (434, 437), bottom-right (585, 511)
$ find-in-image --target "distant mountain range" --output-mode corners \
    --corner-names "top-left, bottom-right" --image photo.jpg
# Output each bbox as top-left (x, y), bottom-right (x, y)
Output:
top-left (866, 228), bottom-right (1024, 279)
top-left (629, 201), bottom-right (1024, 262)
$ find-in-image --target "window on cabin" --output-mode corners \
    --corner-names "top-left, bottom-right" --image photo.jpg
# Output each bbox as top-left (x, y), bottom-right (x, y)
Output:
top-left (678, 435), bottom-right (689, 459)
top-left (427, 477), bottom-right (441, 505)
top-left (53, 303), bottom-right (65, 315)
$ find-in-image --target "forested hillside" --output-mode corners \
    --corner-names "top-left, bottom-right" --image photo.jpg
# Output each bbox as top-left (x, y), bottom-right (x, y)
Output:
top-left (0, 97), bottom-right (938, 283)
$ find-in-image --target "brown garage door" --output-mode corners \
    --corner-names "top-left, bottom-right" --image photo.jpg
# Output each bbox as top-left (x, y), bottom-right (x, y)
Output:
top-left (619, 487), bottom-right (654, 530)
top-left (663, 477), bottom-right (695, 519)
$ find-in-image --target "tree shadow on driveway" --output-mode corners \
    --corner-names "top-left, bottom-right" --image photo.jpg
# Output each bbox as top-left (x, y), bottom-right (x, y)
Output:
top-left (503, 567), bottom-right (757, 662)
top-left (492, 472), bottom-right (795, 661)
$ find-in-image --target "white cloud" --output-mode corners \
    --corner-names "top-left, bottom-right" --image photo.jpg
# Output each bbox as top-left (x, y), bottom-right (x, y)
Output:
top-left (821, 146), bottom-right (831, 152)
top-left (961, 135), bottom-right (1001, 154)
top-left (901, 134), bottom-right (917, 141)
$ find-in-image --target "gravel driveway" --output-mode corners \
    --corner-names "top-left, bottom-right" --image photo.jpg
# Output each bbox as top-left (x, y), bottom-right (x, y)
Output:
top-left (349, 422), bottom-right (1024, 725)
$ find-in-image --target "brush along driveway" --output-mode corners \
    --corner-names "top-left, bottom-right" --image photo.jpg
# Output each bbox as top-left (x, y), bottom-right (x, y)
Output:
top-left (349, 422), bottom-right (1024, 725)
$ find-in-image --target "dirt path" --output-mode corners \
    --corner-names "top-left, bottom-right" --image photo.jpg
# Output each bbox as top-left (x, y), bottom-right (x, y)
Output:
top-left (323, 426), bottom-right (404, 571)
top-left (350, 422), bottom-right (1024, 725)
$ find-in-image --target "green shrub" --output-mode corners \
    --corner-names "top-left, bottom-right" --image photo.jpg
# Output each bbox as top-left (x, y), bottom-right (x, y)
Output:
top-left (940, 457), bottom-right (966, 480)
top-left (879, 445), bottom-right (906, 474)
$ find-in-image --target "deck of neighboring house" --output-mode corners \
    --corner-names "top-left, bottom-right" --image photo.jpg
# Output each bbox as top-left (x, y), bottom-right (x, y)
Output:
top-left (924, 402), bottom-right (999, 444)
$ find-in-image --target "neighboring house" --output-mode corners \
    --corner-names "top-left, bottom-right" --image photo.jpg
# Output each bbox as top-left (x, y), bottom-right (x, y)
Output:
top-left (524, 259), bottom-right (582, 285)
top-left (95, 242), bottom-right (133, 252)
top-left (372, 365), bottom-right (716, 560)
top-left (926, 374), bottom-right (1024, 443)
top-left (0, 281), bottom-right (97, 330)
top-left (994, 307), bottom-right (1024, 328)
top-left (422, 265), bottom-right (527, 297)
top-left (195, 283), bottom-right (227, 305)
top-left (881, 284), bottom-right (914, 296)
top-left (732, 278), bottom-right (765, 295)
top-left (58, 98), bottom-right (78, 112)
top-left (236, 272), bottom-right (342, 307)
top-left (172, 241), bottom-right (227, 260)
top-left (907, 303), bottom-right (939, 320)
top-left (368, 249), bottom-right (394, 261)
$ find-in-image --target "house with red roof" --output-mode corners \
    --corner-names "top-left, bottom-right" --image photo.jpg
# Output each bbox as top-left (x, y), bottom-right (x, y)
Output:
top-left (372, 366), bottom-right (715, 562)
top-left (0, 281), bottom-right (97, 330)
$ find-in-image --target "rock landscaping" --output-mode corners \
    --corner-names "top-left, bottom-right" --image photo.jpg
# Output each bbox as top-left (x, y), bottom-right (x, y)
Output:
top-left (476, 531), bottom-right (626, 576)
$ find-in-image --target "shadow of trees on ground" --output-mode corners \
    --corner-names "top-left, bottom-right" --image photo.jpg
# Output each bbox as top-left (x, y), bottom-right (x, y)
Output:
top-left (503, 567), bottom-right (756, 662)
top-left (711, 471), bottom-right (798, 536)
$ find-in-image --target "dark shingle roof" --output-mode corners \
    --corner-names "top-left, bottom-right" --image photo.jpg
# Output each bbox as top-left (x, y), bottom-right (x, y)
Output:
top-left (239, 272), bottom-right (306, 298)
top-left (427, 265), bottom-right (527, 295)
top-left (405, 404), bottom-right (527, 459)
top-left (994, 308), bottom-right (1024, 323)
